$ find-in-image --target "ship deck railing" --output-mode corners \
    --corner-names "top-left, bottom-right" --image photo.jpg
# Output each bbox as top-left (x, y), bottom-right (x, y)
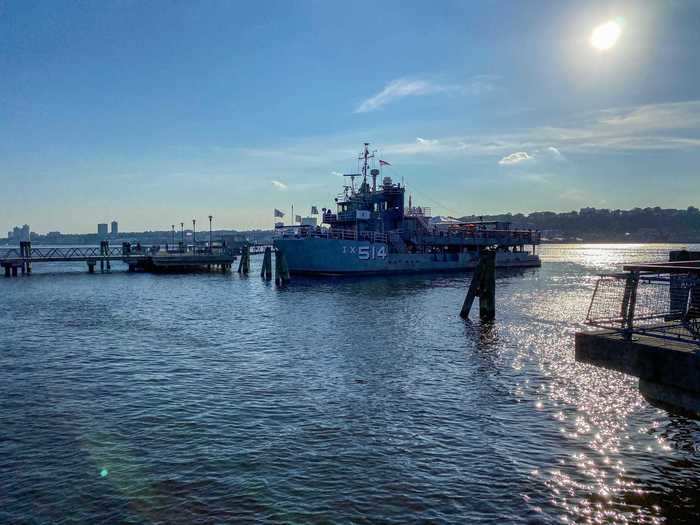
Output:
top-left (405, 207), bottom-right (432, 217)
top-left (420, 228), bottom-right (540, 244)
top-left (275, 226), bottom-right (388, 244)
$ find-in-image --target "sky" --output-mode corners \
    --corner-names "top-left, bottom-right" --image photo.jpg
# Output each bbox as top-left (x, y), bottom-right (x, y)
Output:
top-left (1, 0), bottom-right (700, 233)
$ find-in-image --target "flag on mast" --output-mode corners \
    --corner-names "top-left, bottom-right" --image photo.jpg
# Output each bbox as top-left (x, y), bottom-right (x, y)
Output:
top-left (379, 159), bottom-right (391, 167)
top-left (274, 208), bottom-right (285, 218)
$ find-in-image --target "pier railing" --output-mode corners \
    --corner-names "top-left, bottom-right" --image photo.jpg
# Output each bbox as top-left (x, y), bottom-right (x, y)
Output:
top-left (585, 262), bottom-right (700, 345)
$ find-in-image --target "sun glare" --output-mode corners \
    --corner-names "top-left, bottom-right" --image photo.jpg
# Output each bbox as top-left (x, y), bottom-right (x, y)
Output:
top-left (590, 20), bottom-right (622, 51)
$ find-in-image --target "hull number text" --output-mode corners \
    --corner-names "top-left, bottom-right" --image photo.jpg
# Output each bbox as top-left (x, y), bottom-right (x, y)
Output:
top-left (342, 244), bottom-right (387, 260)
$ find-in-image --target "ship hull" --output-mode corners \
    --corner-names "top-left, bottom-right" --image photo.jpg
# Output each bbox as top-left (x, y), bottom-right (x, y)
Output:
top-left (274, 238), bottom-right (540, 275)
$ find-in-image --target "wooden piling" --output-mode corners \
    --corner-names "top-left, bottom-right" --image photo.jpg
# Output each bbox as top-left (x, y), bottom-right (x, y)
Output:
top-left (25, 241), bottom-right (31, 274)
top-left (479, 249), bottom-right (496, 321)
top-left (460, 248), bottom-right (496, 321)
top-left (275, 249), bottom-right (290, 285)
top-left (261, 247), bottom-right (272, 280)
top-left (237, 245), bottom-right (250, 274)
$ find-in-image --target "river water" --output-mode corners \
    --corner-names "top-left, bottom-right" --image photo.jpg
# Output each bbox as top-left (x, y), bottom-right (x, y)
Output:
top-left (1, 244), bottom-right (699, 524)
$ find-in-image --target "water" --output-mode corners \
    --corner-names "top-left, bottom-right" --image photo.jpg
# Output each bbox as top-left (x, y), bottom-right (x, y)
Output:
top-left (1, 244), bottom-right (700, 524)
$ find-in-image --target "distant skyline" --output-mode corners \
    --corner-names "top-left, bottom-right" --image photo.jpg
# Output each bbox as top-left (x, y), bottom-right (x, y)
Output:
top-left (2, 0), bottom-right (700, 233)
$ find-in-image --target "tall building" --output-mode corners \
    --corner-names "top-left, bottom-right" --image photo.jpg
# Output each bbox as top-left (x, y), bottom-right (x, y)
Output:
top-left (98, 223), bottom-right (109, 236)
top-left (8, 225), bottom-right (30, 241)
top-left (111, 221), bottom-right (118, 236)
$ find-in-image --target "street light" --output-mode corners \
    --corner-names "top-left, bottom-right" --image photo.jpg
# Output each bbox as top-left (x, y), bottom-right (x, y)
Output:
top-left (208, 215), bottom-right (213, 253)
top-left (192, 219), bottom-right (196, 251)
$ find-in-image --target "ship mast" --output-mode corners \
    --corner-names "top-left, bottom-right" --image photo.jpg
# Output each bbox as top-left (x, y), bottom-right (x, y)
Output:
top-left (359, 142), bottom-right (375, 191)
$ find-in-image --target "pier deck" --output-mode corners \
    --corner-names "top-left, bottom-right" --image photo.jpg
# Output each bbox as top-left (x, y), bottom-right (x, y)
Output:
top-left (576, 330), bottom-right (700, 416)
top-left (575, 250), bottom-right (700, 416)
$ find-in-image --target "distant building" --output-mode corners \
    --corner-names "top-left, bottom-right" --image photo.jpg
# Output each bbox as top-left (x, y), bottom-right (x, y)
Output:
top-left (300, 217), bottom-right (317, 227)
top-left (98, 223), bottom-right (109, 236)
top-left (111, 221), bottom-right (118, 236)
top-left (8, 224), bottom-right (30, 241)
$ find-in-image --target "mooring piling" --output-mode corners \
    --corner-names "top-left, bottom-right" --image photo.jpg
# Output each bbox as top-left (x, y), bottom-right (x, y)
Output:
top-left (237, 245), bottom-right (250, 274)
top-left (275, 249), bottom-right (290, 285)
top-left (261, 247), bottom-right (273, 280)
top-left (460, 248), bottom-right (496, 321)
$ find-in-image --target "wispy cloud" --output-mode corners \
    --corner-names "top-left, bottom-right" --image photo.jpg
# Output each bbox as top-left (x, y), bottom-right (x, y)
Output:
top-left (331, 171), bottom-right (343, 177)
top-left (354, 76), bottom-right (496, 113)
top-left (271, 180), bottom-right (287, 190)
top-left (498, 151), bottom-right (532, 165)
top-left (355, 79), bottom-right (443, 113)
top-left (379, 100), bottom-right (700, 158)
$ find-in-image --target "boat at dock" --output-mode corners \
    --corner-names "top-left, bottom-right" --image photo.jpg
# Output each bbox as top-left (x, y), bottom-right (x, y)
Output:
top-left (273, 143), bottom-right (541, 275)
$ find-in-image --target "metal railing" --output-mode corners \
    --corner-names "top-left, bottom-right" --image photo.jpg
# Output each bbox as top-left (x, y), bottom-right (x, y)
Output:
top-left (0, 244), bottom-right (236, 261)
top-left (586, 263), bottom-right (700, 345)
top-left (274, 226), bottom-right (388, 243)
top-left (422, 229), bottom-right (540, 244)
top-left (405, 206), bottom-right (432, 217)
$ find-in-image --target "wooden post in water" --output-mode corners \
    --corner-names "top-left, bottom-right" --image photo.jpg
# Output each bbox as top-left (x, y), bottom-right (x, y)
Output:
top-left (479, 249), bottom-right (496, 321)
top-left (460, 248), bottom-right (496, 321)
top-left (19, 241), bottom-right (26, 274)
top-left (237, 245), bottom-right (250, 274)
top-left (275, 249), bottom-right (290, 285)
top-left (25, 241), bottom-right (31, 274)
top-left (261, 247), bottom-right (273, 280)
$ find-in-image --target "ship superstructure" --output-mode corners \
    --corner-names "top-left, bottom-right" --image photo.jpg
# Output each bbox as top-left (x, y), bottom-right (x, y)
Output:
top-left (274, 143), bottom-right (541, 275)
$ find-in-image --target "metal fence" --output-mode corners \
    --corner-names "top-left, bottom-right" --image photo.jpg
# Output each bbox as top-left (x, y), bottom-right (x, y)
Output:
top-left (586, 270), bottom-right (700, 345)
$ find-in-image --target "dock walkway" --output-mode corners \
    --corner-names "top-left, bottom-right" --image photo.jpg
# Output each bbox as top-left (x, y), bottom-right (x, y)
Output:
top-left (0, 242), bottom-right (236, 276)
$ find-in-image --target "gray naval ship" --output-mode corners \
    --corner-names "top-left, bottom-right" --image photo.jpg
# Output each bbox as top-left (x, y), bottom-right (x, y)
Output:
top-left (273, 143), bottom-right (541, 275)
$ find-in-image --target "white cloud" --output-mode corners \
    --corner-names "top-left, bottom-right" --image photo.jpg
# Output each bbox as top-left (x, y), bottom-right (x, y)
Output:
top-left (378, 100), bottom-right (700, 159)
top-left (546, 146), bottom-right (564, 159)
top-left (498, 151), bottom-right (532, 165)
top-left (271, 180), bottom-right (287, 190)
top-left (416, 137), bottom-right (438, 145)
top-left (354, 75), bottom-right (496, 113)
top-left (355, 79), bottom-right (442, 113)
top-left (331, 171), bottom-right (343, 177)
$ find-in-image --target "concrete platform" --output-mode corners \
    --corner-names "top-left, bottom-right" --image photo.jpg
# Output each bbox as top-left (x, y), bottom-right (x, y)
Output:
top-left (575, 330), bottom-right (700, 417)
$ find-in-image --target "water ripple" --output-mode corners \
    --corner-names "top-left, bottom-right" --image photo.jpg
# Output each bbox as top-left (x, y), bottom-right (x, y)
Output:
top-left (1, 244), bottom-right (699, 523)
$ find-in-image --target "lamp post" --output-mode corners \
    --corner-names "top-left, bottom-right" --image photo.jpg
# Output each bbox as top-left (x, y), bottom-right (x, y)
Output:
top-left (192, 219), bottom-right (196, 252)
top-left (208, 215), bottom-right (213, 253)
top-left (180, 222), bottom-right (184, 252)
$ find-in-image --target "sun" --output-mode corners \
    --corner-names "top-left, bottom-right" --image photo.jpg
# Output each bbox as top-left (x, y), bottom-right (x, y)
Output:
top-left (590, 20), bottom-right (622, 51)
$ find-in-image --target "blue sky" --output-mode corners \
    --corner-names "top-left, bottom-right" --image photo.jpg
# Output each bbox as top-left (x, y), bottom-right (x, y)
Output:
top-left (2, 0), bottom-right (700, 232)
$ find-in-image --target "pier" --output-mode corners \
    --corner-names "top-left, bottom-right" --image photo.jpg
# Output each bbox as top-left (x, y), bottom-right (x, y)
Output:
top-left (576, 251), bottom-right (700, 416)
top-left (0, 241), bottom-right (237, 276)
